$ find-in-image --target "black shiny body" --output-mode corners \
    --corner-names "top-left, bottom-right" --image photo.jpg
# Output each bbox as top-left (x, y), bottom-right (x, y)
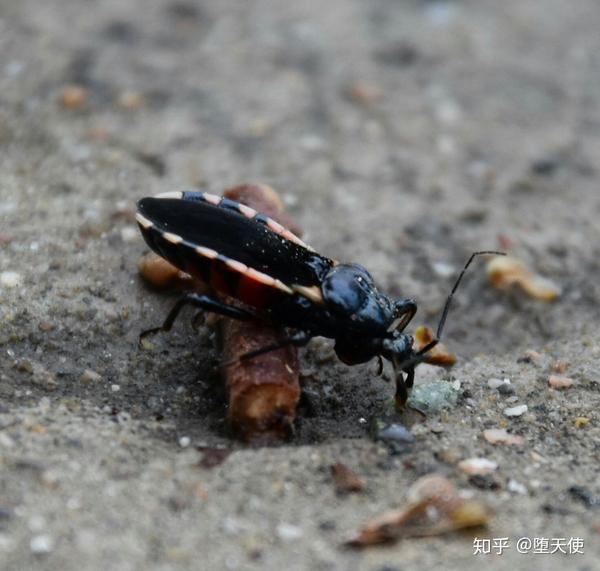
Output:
top-left (136, 191), bottom-right (494, 406)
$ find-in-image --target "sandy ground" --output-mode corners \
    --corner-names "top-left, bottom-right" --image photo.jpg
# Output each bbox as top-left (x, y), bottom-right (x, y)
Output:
top-left (1, 1), bottom-right (600, 570)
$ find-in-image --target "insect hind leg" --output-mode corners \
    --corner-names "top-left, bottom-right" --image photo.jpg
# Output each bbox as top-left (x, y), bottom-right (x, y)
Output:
top-left (139, 293), bottom-right (258, 347)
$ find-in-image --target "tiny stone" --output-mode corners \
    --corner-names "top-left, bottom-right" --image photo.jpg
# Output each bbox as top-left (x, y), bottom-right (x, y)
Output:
top-left (431, 262), bottom-right (455, 278)
top-left (429, 423), bottom-right (445, 434)
top-left (120, 226), bottom-right (139, 242)
top-left (115, 90), bottom-right (145, 110)
top-left (59, 85), bottom-right (87, 109)
top-left (504, 404), bottom-right (528, 418)
top-left (32, 365), bottom-right (58, 390)
top-left (458, 457), bottom-right (498, 475)
top-left (376, 423), bottom-right (415, 444)
top-left (497, 383), bottom-right (515, 395)
top-left (550, 361), bottom-right (568, 374)
top-left (220, 517), bottom-right (242, 536)
top-left (408, 380), bottom-right (459, 412)
top-left (38, 321), bottom-right (55, 332)
top-left (17, 359), bottom-right (34, 373)
top-left (488, 377), bottom-right (510, 390)
top-left (0, 271), bottom-right (22, 288)
top-left (276, 523), bottom-right (303, 542)
top-left (30, 534), bottom-right (53, 555)
top-left (179, 436), bottom-right (191, 448)
top-left (0, 433), bottom-right (15, 448)
top-left (469, 474), bottom-right (501, 490)
top-left (110, 384), bottom-right (120, 392)
top-left (483, 428), bottom-right (525, 446)
top-left (507, 479), bottom-right (527, 495)
top-left (521, 349), bottom-right (541, 364)
top-left (548, 375), bottom-right (574, 389)
top-left (80, 369), bottom-right (102, 383)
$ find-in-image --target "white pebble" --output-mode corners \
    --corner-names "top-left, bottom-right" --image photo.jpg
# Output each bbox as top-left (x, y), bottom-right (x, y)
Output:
top-left (0, 433), bottom-right (15, 448)
top-left (432, 262), bottom-right (455, 277)
top-left (507, 479), bottom-right (527, 495)
top-left (504, 404), bottom-right (528, 417)
top-left (179, 436), bottom-right (191, 448)
top-left (458, 457), bottom-right (498, 475)
top-left (30, 534), bottom-right (53, 555)
top-left (276, 522), bottom-right (303, 542)
top-left (120, 226), bottom-right (139, 242)
top-left (0, 271), bottom-right (22, 288)
top-left (80, 369), bottom-right (102, 383)
top-left (488, 377), bottom-right (510, 389)
top-left (110, 384), bottom-right (120, 392)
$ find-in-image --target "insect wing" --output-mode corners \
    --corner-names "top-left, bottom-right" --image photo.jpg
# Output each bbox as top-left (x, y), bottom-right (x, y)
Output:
top-left (136, 196), bottom-right (332, 308)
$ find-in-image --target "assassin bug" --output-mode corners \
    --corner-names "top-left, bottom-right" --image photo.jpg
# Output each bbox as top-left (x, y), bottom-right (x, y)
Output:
top-left (136, 191), bottom-right (502, 406)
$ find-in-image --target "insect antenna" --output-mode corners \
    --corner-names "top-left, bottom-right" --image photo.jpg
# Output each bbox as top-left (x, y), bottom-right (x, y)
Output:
top-left (416, 250), bottom-right (505, 358)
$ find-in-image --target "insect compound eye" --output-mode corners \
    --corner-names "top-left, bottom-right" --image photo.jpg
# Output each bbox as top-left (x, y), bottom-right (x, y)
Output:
top-left (321, 263), bottom-right (374, 315)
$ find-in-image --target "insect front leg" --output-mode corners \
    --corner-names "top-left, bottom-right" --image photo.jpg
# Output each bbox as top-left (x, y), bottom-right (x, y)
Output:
top-left (139, 293), bottom-right (259, 346)
top-left (393, 366), bottom-right (414, 408)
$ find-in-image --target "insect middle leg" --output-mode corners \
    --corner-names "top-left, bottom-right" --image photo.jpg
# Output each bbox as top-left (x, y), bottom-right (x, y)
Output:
top-left (139, 293), bottom-right (258, 346)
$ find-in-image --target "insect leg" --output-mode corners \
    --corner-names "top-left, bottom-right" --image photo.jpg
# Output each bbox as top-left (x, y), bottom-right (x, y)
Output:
top-left (221, 330), bottom-right (312, 368)
top-left (435, 250), bottom-right (505, 340)
top-left (404, 366), bottom-right (415, 389)
top-left (391, 299), bottom-right (417, 332)
top-left (394, 371), bottom-right (408, 408)
top-left (392, 357), bottom-right (415, 407)
top-left (139, 293), bottom-right (258, 346)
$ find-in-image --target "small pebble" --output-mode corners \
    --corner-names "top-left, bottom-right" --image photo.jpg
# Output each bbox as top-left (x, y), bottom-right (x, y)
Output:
top-left (548, 375), bottom-right (574, 389)
top-left (59, 85), bottom-right (87, 109)
top-left (488, 377), bottom-right (510, 390)
top-left (408, 380), bottom-right (459, 412)
top-left (0, 433), bottom-right (15, 448)
top-left (550, 360), bottom-right (568, 373)
top-left (331, 463), bottom-right (365, 494)
top-left (507, 479), bottom-right (527, 495)
top-left (504, 404), bottom-right (528, 418)
top-left (458, 457), bottom-right (498, 475)
top-left (179, 436), bottom-right (191, 448)
top-left (521, 349), bottom-right (541, 364)
top-left (32, 365), bottom-right (58, 390)
top-left (568, 485), bottom-right (600, 508)
top-left (376, 423), bottom-right (415, 445)
top-left (30, 534), bottom-right (53, 555)
top-left (469, 474), bottom-right (501, 490)
top-left (110, 384), bottom-right (120, 392)
top-left (0, 271), bottom-right (22, 288)
top-left (431, 262), bottom-right (455, 278)
top-left (80, 369), bottom-right (102, 383)
top-left (38, 321), bottom-right (55, 332)
top-left (115, 90), bottom-right (145, 110)
top-left (347, 82), bottom-right (384, 106)
top-left (497, 383), bottom-right (515, 396)
top-left (483, 428), bottom-right (524, 446)
top-left (276, 523), bottom-right (303, 542)
top-left (120, 226), bottom-right (139, 242)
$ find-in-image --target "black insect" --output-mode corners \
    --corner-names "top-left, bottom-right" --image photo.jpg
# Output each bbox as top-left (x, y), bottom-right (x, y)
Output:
top-left (136, 191), bottom-right (501, 406)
